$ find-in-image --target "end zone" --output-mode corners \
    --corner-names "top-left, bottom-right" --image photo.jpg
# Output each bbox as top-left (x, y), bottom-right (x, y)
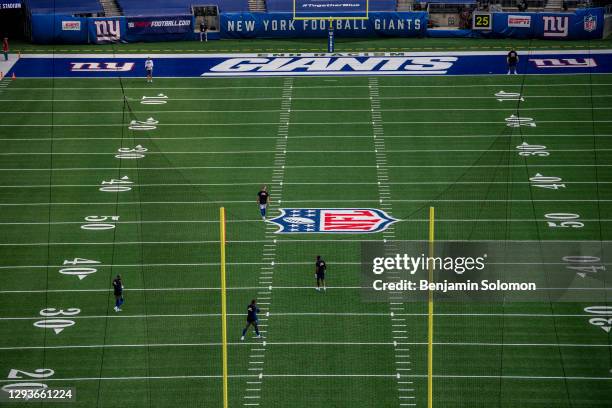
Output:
top-left (5, 50), bottom-right (612, 78)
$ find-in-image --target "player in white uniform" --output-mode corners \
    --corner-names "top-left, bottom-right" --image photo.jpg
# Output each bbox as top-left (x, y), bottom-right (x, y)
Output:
top-left (145, 58), bottom-right (154, 83)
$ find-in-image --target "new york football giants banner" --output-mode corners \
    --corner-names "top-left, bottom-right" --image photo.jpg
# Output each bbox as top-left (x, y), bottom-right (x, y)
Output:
top-left (269, 208), bottom-right (398, 234)
top-left (126, 15), bottom-right (194, 42)
top-left (221, 12), bottom-right (427, 39)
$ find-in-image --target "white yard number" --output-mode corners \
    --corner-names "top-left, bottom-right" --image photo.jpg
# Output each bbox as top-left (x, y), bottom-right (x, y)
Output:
top-left (115, 145), bottom-right (147, 159)
top-left (100, 176), bottom-right (133, 192)
top-left (530, 173), bottom-right (566, 190)
top-left (562, 255), bottom-right (605, 278)
top-left (516, 142), bottom-right (549, 157)
top-left (141, 94), bottom-right (167, 105)
top-left (1, 369), bottom-right (55, 394)
top-left (584, 306), bottom-right (612, 333)
top-left (33, 308), bottom-right (81, 334)
top-left (60, 258), bottom-right (100, 280)
top-left (81, 215), bottom-right (119, 230)
top-left (544, 213), bottom-right (583, 228)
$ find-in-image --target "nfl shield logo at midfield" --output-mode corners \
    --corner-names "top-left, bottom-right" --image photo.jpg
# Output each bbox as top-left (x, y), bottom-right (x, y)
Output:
top-left (584, 14), bottom-right (597, 32)
top-left (269, 208), bottom-right (398, 234)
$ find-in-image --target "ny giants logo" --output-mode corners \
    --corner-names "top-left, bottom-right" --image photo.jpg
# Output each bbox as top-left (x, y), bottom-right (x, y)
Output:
top-left (70, 62), bottom-right (135, 72)
top-left (530, 58), bottom-right (597, 68)
top-left (94, 20), bottom-right (121, 42)
top-left (542, 16), bottom-right (569, 37)
top-left (269, 208), bottom-right (398, 234)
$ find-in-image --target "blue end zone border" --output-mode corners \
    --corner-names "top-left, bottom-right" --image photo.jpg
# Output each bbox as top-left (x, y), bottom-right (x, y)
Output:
top-left (7, 51), bottom-right (612, 78)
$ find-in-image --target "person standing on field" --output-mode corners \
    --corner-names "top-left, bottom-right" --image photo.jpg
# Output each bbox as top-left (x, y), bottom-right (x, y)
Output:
top-left (2, 38), bottom-right (8, 61)
top-left (507, 47), bottom-right (519, 75)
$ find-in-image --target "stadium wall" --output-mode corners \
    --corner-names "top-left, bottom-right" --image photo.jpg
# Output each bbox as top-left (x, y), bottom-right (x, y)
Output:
top-left (28, 9), bottom-right (604, 43)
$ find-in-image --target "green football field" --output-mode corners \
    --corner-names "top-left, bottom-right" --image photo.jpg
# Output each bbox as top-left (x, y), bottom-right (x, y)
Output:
top-left (0, 68), bottom-right (611, 407)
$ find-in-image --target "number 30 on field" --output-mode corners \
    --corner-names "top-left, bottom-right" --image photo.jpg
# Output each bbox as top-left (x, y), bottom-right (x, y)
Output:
top-left (544, 213), bottom-right (583, 228)
top-left (584, 306), bottom-right (612, 333)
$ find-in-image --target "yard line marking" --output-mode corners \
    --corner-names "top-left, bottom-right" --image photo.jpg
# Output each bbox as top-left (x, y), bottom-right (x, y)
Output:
top-left (1, 199), bottom-right (610, 207)
top-left (2, 164), bottom-right (611, 172)
top-left (5, 106), bottom-right (612, 115)
top-left (2, 94), bottom-right (612, 102)
top-left (7, 133), bottom-right (606, 142)
top-left (2, 148), bottom-right (610, 156)
top-left (2, 218), bottom-right (612, 228)
top-left (1, 341), bottom-right (610, 351)
top-left (0, 341), bottom-right (612, 351)
top-left (0, 373), bottom-right (610, 382)
top-left (4, 180), bottom-right (611, 188)
top-left (1, 281), bottom-right (608, 311)
top-left (2, 237), bottom-right (611, 246)
top-left (2, 120), bottom-right (612, 128)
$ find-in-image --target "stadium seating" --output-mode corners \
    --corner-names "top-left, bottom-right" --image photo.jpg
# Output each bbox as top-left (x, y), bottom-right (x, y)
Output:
top-left (115, 0), bottom-right (250, 16)
top-left (24, 0), bottom-right (103, 14)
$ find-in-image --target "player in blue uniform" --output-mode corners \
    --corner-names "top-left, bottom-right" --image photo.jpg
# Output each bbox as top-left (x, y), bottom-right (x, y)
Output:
top-left (257, 185), bottom-right (270, 220)
top-left (241, 299), bottom-right (263, 340)
top-left (112, 275), bottom-right (124, 312)
top-left (315, 256), bottom-right (327, 291)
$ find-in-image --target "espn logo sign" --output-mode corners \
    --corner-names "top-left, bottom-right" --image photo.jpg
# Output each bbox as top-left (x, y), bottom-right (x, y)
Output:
top-left (507, 15), bottom-right (531, 28)
top-left (94, 20), bottom-right (121, 42)
top-left (542, 16), bottom-right (569, 38)
top-left (62, 21), bottom-right (81, 31)
top-left (530, 58), bottom-right (597, 68)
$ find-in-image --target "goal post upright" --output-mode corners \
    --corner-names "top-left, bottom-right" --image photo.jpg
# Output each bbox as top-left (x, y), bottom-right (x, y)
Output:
top-left (428, 207), bottom-right (435, 408)
top-left (219, 207), bottom-right (228, 408)
top-left (292, 0), bottom-right (369, 52)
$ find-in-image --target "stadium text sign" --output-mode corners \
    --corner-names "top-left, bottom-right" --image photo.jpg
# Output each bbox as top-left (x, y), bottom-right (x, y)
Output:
top-left (269, 208), bottom-right (397, 233)
top-left (206, 56), bottom-right (457, 76)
